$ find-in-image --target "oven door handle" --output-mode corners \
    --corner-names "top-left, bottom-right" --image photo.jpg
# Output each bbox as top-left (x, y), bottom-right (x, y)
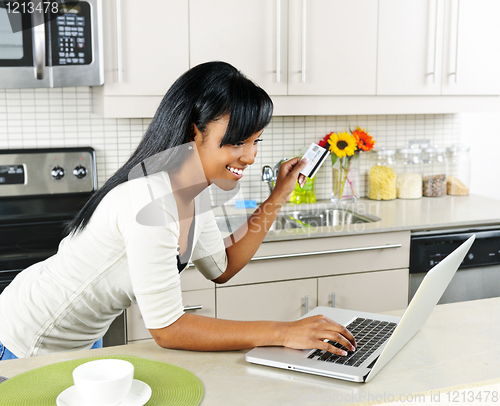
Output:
top-left (31, 0), bottom-right (45, 80)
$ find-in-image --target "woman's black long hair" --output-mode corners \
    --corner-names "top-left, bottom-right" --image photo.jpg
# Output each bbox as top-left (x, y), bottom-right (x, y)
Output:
top-left (67, 61), bottom-right (273, 234)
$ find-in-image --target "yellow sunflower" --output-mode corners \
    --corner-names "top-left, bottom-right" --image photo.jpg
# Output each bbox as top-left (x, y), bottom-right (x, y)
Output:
top-left (327, 131), bottom-right (357, 158)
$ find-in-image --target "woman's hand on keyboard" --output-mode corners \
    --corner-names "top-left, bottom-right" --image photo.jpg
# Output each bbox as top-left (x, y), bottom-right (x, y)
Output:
top-left (281, 315), bottom-right (357, 355)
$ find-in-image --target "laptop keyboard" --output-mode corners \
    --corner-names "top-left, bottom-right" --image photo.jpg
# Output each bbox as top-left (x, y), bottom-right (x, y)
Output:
top-left (307, 318), bottom-right (397, 368)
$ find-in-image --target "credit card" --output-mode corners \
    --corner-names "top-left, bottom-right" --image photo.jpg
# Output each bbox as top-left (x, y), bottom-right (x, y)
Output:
top-left (300, 143), bottom-right (330, 179)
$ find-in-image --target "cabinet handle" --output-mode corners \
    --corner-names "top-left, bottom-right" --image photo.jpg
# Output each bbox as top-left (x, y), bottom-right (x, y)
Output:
top-left (303, 295), bottom-right (309, 314)
top-left (301, 0), bottom-right (307, 82)
top-left (451, 0), bottom-right (460, 83)
top-left (330, 292), bottom-right (336, 308)
top-left (250, 244), bottom-right (402, 262)
top-left (115, 0), bottom-right (123, 82)
top-left (276, 0), bottom-right (281, 83)
top-left (431, 0), bottom-right (439, 84)
top-left (184, 305), bottom-right (203, 311)
top-left (32, 0), bottom-right (45, 80)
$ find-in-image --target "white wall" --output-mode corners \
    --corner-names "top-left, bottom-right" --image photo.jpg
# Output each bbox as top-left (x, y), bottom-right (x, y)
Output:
top-left (460, 112), bottom-right (500, 201)
top-left (0, 87), bottom-right (463, 202)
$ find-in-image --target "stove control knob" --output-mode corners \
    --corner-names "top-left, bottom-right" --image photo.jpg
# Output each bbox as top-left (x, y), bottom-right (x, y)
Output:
top-left (51, 166), bottom-right (65, 180)
top-left (73, 165), bottom-right (87, 179)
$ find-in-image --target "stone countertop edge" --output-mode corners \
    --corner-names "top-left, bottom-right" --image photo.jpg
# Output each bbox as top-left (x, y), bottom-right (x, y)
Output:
top-left (212, 194), bottom-right (500, 242)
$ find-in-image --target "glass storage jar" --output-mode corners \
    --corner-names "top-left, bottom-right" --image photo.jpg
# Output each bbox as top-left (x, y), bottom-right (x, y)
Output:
top-left (422, 146), bottom-right (447, 197)
top-left (396, 148), bottom-right (423, 199)
top-left (368, 148), bottom-right (397, 200)
top-left (446, 146), bottom-right (471, 196)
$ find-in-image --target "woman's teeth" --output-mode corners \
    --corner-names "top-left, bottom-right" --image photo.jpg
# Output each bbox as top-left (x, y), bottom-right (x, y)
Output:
top-left (227, 166), bottom-right (243, 175)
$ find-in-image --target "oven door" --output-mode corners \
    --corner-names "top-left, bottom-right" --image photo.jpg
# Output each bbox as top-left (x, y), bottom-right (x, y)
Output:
top-left (0, 220), bottom-right (63, 294)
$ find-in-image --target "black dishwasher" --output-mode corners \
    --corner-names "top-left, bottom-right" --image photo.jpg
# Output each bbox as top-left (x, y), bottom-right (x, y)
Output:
top-left (409, 227), bottom-right (500, 304)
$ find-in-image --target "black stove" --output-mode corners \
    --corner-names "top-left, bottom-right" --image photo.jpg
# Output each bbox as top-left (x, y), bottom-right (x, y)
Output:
top-left (0, 147), bottom-right (97, 293)
top-left (0, 147), bottom-right (127, 347)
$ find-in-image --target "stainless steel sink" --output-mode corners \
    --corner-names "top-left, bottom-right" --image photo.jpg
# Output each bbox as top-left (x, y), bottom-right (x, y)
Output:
top-left (284, 208), bottom-right (380, 227)
top-left (214, 208), bottom-right (380, 233)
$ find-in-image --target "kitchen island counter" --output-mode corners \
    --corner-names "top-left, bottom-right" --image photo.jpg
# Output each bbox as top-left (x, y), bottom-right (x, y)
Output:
top-left (1, 297), bottom-right (499, 405)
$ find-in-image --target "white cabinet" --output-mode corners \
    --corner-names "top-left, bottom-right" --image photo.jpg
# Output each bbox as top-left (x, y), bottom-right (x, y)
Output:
top-left (377, 0), bottom-right (444, 95)
top-left (216, 268), bottom-right (409, 322)
top-left (92, 0), bottom-right (189, 117)
top-left (189, 0), bottom-right (288, 96)
top-left (440, 0), bottom-right (500, 95)
top-left (92, 1), bottom-right (500, 117)
top-left (317, 269), bottom-right (409, 313)
top-left (216, 278), bottom-right (317, 321)
top-left (287, 0), bottom-right (378, 96)
top-left (378, 0), bottom-right (500, 96)
top-left (215, 231), bottom-right (411, 321)
top-left (190, 0), bottom-right (377, 96)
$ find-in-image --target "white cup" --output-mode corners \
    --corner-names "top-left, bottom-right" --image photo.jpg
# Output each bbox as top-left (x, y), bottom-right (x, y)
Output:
top-left (72, 359), bottom-right (134, 406)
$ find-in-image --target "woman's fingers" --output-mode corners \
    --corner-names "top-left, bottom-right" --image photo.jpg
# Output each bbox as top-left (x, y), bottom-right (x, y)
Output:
top-left (322, 316), bottom-right (357, 348)
top-left (298, 173), bottom-right (306, 188)
top-left (315, 319), bottom-right (356, 354)
top-left (282, 157), bottom-right (307, 187)
top-left (321, 339), bottom-right (349, 356)
top-left (282, 315), bottom-right (357, 355)
top-left (271, 157), bottom-right (308, 202)
top-left (321, 334), bottom-right (355, 355)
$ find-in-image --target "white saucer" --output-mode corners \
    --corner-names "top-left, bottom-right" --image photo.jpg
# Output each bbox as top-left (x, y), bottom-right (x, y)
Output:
top-left (56, 379), bottom-right (152, 406)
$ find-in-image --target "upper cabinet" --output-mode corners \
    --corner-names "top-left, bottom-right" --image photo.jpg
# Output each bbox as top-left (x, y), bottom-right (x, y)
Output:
top-left (92, 0), bottom-right (189, 116)
top-left (377, 0), bottom-right (444, 95)
top-left (93, 0), bottom-right (500, 117)
top-left (287, 0), bottom-right (378, 96)
top-left (440, 0), bottom-right (500, 95)
top-left (190, 0), bottom-right (288, 96)
top-left (378, 0), bottom-right (500, 96)
top-left (190, 0), bottom-right (377, 96)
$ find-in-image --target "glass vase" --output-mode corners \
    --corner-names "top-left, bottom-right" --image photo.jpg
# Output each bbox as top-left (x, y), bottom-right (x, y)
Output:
top-left (290, 176), bottom-right (316, 204)
top-left (331, 155), bottom-right (360, 203)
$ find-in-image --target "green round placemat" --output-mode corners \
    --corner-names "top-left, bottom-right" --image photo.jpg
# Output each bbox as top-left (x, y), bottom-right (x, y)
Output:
top-left (0, 355), bottom-right (203, 406)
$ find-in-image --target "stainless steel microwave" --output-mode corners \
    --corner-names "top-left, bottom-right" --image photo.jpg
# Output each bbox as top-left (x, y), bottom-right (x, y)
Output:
top-left (0, 0), bottom-right (103, 88)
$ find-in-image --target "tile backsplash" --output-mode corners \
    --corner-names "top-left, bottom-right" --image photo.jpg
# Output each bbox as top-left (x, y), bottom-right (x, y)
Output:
top-left (0, 87), bottom-right (461, 203)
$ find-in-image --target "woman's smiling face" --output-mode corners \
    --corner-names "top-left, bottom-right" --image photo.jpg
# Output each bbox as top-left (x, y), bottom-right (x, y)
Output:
top-left (193, 115), bottom-right (263, 190)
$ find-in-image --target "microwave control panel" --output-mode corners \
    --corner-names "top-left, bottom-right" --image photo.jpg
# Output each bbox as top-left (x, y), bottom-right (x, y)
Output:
top-left (50, 1), bottom-right (93, 66)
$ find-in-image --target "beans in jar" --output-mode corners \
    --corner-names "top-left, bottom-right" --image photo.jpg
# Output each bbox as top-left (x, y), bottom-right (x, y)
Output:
top-left (423, 174), bottom-right (446, 197)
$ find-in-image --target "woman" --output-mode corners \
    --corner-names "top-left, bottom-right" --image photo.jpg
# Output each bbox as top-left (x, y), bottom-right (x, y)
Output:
top-left (0, 62), bottom-right (355, 360)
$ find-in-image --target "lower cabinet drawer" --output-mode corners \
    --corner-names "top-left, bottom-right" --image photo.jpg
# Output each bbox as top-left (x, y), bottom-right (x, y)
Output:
top-left (223, 231), bottom-right (410, 287)
top-left (182, 288), bottom-right (216, 318)
top-left (216, 278), bottom-right (317, 321)
top-left (126, 288), bottom-right (215, 342)
top-left (318, 268), bottom-right (409, 313)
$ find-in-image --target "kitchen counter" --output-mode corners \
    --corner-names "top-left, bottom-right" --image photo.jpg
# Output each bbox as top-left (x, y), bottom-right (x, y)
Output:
top-left (218, 194), bottom-right (500, 242)
top-left (1, 297), bottom-right (499, 405)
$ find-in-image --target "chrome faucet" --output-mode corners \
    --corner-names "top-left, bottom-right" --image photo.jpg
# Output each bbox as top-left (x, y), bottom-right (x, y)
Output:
top-left (262, 159), bottom-right (288, 193)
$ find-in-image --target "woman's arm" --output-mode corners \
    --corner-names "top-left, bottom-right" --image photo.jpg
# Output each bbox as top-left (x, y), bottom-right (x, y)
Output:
top-left (149, 312), bottom-right (356, 354)
top-left (213, 157), bottom-right (307, 284)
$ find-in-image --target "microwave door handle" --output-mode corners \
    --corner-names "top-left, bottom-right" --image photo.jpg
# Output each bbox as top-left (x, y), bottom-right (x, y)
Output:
top-left (31, 1), bottom-right (45, 80)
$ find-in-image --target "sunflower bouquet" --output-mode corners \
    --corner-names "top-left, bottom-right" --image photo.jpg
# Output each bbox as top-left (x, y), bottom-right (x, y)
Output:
top-left (319, 127), bottom-right (375, 201)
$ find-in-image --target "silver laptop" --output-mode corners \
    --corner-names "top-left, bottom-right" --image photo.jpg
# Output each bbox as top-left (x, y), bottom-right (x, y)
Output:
top-left (246, 235), bottom-right (476, 383)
